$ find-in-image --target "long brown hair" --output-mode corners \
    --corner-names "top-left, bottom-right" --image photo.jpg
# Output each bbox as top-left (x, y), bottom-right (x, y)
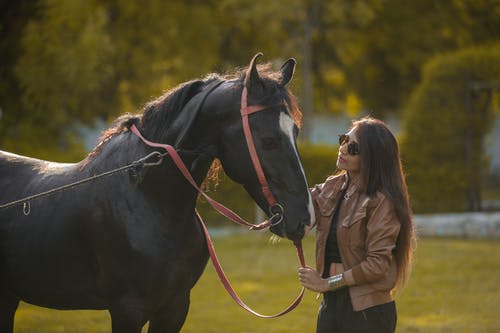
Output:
top-left (351, 116), bottom-right (415, 291)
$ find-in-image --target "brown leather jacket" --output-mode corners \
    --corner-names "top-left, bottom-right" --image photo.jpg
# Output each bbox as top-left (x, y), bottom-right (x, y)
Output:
top-left (310, 173), bottom-right (400, 311)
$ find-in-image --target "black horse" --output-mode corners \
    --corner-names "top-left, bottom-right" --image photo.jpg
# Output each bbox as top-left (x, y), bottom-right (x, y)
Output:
top-left (0, 54), bottom-right (314, 332)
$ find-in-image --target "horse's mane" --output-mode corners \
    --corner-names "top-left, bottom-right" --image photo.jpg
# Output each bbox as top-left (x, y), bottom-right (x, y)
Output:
top-left (82, 63), bottom-right (302, 184)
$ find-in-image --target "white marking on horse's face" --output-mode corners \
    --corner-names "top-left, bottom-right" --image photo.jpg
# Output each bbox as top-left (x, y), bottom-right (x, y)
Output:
top-left (278, 112), bottom-right (315, 226)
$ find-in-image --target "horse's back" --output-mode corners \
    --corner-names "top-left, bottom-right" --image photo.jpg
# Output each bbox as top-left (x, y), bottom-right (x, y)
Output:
top-left (0, 150), bottom-right (39, 194)
top-left (0, 150), bottom-right (76, 200)
top-left (0, 150), bottom-right (108, 308)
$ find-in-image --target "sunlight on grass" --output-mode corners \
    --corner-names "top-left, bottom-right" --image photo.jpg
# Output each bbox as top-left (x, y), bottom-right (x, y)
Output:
top-left (13, 234), bottom-right (500, 333)
top-left (14, 305), bottom-right (109, 333)
top-left (236, 281), bottom-right (262, 293)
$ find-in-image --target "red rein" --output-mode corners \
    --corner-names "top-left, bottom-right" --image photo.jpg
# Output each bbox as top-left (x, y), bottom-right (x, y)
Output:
top-left (129, 85), bottom-right (306, 318)
top-left (199, 211), bottom-right (305, 318)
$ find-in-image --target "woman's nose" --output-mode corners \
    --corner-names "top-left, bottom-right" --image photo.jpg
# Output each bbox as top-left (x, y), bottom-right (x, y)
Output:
top-left (339, 143), bottom-right (347, 154)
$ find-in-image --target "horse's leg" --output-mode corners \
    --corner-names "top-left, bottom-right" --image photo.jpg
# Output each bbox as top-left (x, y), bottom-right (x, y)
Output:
top-left (109, 297), bottom-right (147, 333)
top-left (147, 291), bottom-right (190, 333)
top-left (0, 292), bottom-right (19, 333)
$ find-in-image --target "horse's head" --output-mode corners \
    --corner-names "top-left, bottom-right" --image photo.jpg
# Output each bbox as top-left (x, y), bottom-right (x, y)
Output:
top-left (205, 54), bottom-right (315, 243)
top-left (133, 53), bottom-right (314, 242)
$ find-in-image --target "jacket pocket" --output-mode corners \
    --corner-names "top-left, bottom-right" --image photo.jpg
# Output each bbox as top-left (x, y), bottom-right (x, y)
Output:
top-left (341, 207), bottom-right (368, 252)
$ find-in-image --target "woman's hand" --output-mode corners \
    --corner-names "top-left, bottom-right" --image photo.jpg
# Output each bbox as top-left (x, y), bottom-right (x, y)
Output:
top-left (298, 266), bottom-right (329, 293)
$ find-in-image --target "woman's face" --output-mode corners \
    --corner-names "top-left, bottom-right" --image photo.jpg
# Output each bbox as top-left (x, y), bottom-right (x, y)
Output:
top-left (336, 127), bottom-right (361, 176)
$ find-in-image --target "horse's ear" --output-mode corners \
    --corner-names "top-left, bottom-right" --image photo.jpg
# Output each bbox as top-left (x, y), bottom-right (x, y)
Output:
top-left (280, 58), bottom-right (296, 86)
top-left (244, 52), bottom-right (264, 90)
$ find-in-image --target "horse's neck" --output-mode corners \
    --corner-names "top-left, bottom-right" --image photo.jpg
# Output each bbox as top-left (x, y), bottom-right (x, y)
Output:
top-left (144, 147), bottom-right (215, 198)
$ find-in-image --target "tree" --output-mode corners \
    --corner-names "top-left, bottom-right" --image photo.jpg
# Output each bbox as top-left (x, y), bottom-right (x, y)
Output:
top-left (2, 0), bottom-right (499, 160)
top-left (3, 0), bottom-right (224, 160)
top-left (319, 0), bottom-right (500, 117)
top-left (4, 0), bottom-right (113, 160)
top-left (0, 0), bottom-right (40, 151)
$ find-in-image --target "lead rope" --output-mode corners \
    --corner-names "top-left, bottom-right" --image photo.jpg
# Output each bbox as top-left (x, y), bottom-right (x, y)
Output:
top-left (130, 125), bottom-right (273, 230)
top-left (197, 211), bottom-right (305, 318)
top-left (130, 124), bottom-right (307, 318)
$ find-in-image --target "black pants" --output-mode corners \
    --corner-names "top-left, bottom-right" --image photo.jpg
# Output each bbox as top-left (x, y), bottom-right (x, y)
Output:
top-left (316, 288), bottom-right (397, 333)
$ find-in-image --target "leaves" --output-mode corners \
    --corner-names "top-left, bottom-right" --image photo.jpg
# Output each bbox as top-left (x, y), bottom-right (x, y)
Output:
top-left (1, 0), bottom-right (498, 159)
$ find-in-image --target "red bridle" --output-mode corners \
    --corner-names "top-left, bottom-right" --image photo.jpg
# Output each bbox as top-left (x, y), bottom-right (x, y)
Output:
top-left (130, 83), bottom-right (305, 318)
top-left (240, 85), bottom-right (289, 226)
top-left (240, 86), bottom-right (278, 206)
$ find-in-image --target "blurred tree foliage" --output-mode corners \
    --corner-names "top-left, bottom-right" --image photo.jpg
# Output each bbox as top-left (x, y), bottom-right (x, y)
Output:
top-left (401, 44), bottom-right (500, 213)
top-left (0, 0), bottom-right (499, 160)
top-left (11, 1), bottom-right (112, 160)
top-left (319, 0), bottom-right (500, 114)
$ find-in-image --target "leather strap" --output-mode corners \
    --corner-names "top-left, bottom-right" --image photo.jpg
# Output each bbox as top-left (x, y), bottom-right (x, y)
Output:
top-left (130, 124), bottom-right (306, 317)
top-left (130, 124), bottom-right (269, 230)
top-left (197, 210), bottom-right (305, 318)
top-left (129, 81), bottom-right (306, 317)
top-left (240, 86), bottom-right (277, 206)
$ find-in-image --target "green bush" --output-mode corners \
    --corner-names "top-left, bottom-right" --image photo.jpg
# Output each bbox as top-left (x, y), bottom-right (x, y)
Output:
top-left (401, 44), bottom-right (500, 213)
top-left (197, 143), bottom-right (338, 225)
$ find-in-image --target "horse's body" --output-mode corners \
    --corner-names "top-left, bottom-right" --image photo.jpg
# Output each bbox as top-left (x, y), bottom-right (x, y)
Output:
top-left (0, 55), bottom-right (314, 332)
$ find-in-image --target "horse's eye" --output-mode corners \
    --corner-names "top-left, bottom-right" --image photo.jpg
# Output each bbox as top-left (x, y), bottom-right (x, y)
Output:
top-left (262, 137), bottom-right (281, 150)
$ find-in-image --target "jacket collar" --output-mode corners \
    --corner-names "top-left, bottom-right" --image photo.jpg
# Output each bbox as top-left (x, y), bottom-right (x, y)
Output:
top-left (342, 172), bottom-right (361, 201)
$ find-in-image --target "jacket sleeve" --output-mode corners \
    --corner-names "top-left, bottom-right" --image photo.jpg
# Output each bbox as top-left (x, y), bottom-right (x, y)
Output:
top-left (307, 182), bottom-right (324, 230)
top-left (308, 175), bottom-right (341, 231)
top-left (347, 195), bottom-right (401, 285)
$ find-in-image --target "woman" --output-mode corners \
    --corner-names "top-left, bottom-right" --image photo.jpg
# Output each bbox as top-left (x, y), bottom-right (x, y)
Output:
top-left (299, 116), bottom-right (415, 333)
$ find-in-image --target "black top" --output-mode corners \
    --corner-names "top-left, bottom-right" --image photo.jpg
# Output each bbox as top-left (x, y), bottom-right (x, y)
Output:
top-left (324, 189), bottom-right (347, 275)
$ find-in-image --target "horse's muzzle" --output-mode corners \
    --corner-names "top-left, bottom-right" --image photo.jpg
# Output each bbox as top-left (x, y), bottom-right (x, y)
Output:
top-left (269, 216), bottom-right (307, 243)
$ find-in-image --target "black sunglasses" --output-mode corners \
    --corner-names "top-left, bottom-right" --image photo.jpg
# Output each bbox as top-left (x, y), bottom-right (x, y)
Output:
top-left (338, 134), bottom-right (360, 155)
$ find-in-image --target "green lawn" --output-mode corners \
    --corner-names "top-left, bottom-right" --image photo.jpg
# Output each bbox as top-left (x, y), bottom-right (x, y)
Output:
top-left (13, 232), bottom-right (500, 332)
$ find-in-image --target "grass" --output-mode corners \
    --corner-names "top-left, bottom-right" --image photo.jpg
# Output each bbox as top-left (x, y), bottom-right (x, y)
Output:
top-left (13, 232), bottom-right (500, 333)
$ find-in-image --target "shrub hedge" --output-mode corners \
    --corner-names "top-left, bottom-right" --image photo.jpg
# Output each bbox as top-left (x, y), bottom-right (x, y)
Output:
top-left (400, 44), bottom-right (500, 213)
